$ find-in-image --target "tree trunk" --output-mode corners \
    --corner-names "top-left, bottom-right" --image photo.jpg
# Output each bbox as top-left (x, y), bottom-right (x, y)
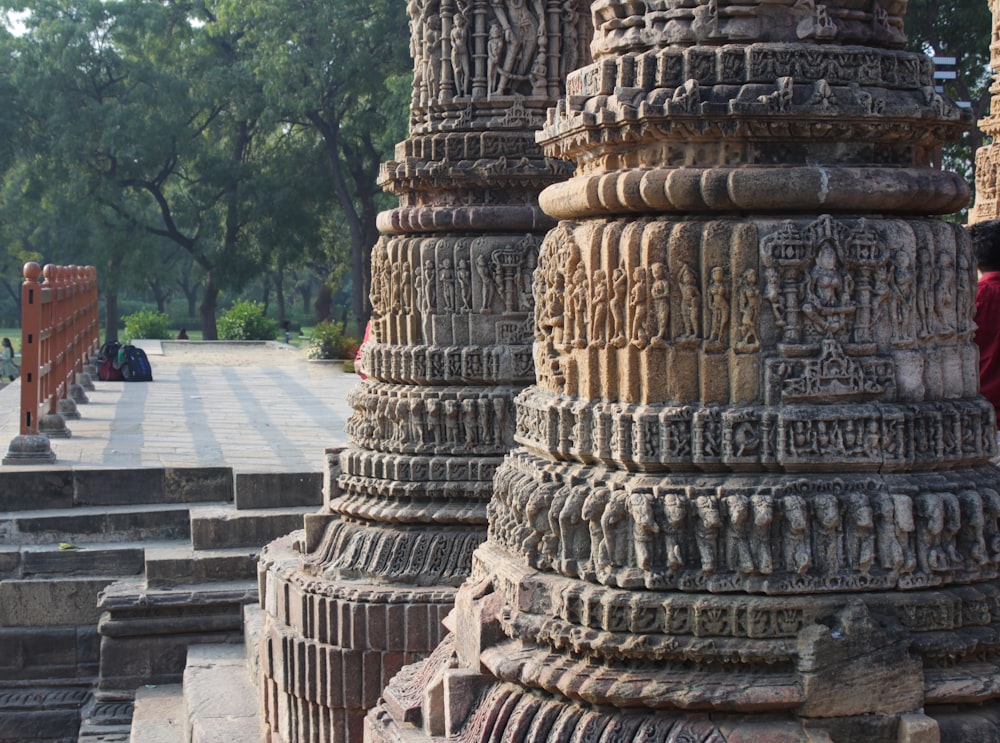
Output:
top-left (104, 291), bottom-right (120, 343)
top-left (276, 270), bottom-right (286, 325)
top-left (314, 283), bottom-right (332, 323)
top-left (300, 282), bottom-right (313, 316)
top-left (200, 272), bottom-right (220, 340)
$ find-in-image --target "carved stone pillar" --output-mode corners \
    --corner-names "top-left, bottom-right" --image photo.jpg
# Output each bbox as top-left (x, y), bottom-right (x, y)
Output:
top-left (255, 2), bottom-right (589, 741)
top-left (973, 0), bottom-right (1000, 224)
top-left (366, 3), bottom-right (1000, 742)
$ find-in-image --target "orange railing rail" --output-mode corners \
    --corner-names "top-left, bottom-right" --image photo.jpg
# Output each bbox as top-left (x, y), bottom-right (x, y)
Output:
top-left (5, 262), bottom-right (100, 462)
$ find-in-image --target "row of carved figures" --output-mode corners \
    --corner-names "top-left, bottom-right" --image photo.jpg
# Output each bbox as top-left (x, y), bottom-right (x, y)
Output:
top-left (533, 217), bottom-right (973, 360)
top-left (347, 390), bottom-right (511, 452)
top-left (371, 237), bottom-right (539, 327)
top-left (408, 0), bottom-right (588, 104)
top-left (490, 469), bottom-right (1000, 587)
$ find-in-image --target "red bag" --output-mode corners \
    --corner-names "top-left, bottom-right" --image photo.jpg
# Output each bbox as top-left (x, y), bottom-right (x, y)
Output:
top-left (99, 357), bottom-right (124, 381)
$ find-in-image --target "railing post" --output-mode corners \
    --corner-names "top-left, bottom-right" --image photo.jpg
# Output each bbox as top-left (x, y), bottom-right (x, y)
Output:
top-left (4, 262), bottom-right (56, 463)
top-left (67, 266), bottom-right (91, 402)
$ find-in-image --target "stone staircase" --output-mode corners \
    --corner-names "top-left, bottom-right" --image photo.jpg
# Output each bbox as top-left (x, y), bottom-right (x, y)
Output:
top-left (0, 466), bottom-right (320, 742)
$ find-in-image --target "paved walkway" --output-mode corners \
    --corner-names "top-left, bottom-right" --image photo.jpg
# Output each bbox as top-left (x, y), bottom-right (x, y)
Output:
top-left (0, 341), bottom-right (359, 472)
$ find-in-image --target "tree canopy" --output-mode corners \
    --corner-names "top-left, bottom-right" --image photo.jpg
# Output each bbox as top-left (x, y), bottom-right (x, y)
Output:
top-left (0, 0), bottom-right (409, 338)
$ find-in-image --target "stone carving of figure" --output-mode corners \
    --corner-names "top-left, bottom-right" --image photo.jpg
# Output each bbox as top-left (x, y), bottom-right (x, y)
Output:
top-left (490, 0), bottom-right (541, 94)
top-left (803, 242), bottom-right (853, 336)
top-left (422, 259), bottom-right (437, 314)
top-left (663, 491), bottom-right (686, 571)
top-left (915, 245), bottom-right (935, 339)
top-left (915, 492), bottom-right (948, 573)
top-left (560, 0), bottom-right (579, 81)
top-left (678, 263), bottom-right (701, 339)
top-left (444, 399), bottom-right (460, 445)
top-left (439, 258), bottom-right (456, 312)
top-left (750, 492), bottom-right (774, 574)
top-left (424, 16), bottom-right (442, 104)
top-left (450, 10), bottom-right (470, 98)
top-left (582, 487), bottom-right (610, 573)
top-left (542, 486), bottom-right (571, 565)
top-left (400, 260), bottom-right (414, 314)
top-left (627, 489), bottom-right (659, 571)
top-left (487, 23), bottom-right (504, 96)
top-left (461, 398), bottom-right (478, 448)
top-left (520, 250), bottom-right (537, 313)
top-left (735, 268), bottom-right (761, 352)
top-left (890, 249), bottom-right (915, 344)
top-left (958, 490), bottom-right (988, 566)
top-left (781, 494), bottom-right (811, 574)
top-left (981, 488), bottom-right (1000, 563)
top-left (813, 491), bottom-right (842, 575)
top-left (707, 266), bottom-right (730, 347)
top-left (456, 258), bottom-right (471, 312)
top-left (941, 491), bottom-right (962, 565)
top-left (870, 491), bottom-right (903, 572)
top-left (724, 493), bottom-right (754, 575)
top-left (598, 489), bottom-right (630, 571)
top-left (591, 269), bottom-right (609, 348)
top-left (476, 253), bottom-right (497, 312)
top-left (610, 266), bottom-right (629, 348)
top-left (571, 262), bottom-right (589, 348)
top-left (408, 398), bottom-right (425, 447)
top-left (892, 493), bottom-right (917, 573)
top-left (934, 248), bottom-right (956, 337)
top-left (559, 486), bottom-right (592, 572)
top-left (843, 491), bottom-right (874, 573)
top-left (694, 493), bottom-right (721, 574)
top-left (650, 262), bottom-right (671, 348)
top-left (629, 266), bottom-right (650, 350)
top-left (524, 488), bottom-right (551, 565)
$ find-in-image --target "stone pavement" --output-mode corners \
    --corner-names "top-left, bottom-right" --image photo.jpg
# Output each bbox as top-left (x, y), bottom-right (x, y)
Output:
top-left (0, 341), bottom-right (359, 473)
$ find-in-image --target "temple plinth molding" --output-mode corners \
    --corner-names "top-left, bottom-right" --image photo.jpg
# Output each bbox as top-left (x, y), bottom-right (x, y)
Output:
top-left (365, 2), bottom-right (1000, 742)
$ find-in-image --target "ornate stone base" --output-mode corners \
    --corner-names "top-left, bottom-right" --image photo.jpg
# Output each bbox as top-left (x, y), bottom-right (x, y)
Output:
top-left (257, 532), bottom-right (461, 743)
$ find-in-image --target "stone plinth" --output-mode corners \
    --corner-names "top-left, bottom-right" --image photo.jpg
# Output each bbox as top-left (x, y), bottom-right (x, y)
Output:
top-left (365, 2), bottom-right (1000, 742)
top-left (255, 2), bottom-right (590, 741)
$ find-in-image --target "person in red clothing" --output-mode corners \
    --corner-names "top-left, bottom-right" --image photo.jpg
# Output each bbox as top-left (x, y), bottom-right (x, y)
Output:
top-left (972, 219), bottom-right (1000, 429)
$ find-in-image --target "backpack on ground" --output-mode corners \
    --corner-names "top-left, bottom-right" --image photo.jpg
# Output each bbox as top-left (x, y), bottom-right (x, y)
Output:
top-left (117, 345), bottom-right (153, 382)
top-left (98, 356), bottom-right (125, 381)
top-left (99, 340), bottom-right (121, 363)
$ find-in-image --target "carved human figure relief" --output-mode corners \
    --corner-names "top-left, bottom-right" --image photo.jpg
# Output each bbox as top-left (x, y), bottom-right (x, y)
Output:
top-left (610, 266), bottom-right (629, 348)
top-left (629, 266), bottom-right (650, 350)
top-left (456, 258), bottom-right (471, 312)
top-left (981, 487), bottom-right (1000, 563)
top-left (650, 262), bottom-right (671, 348)
top-left (934, 248), bottom-right (957, 338)
top-left (424, 16), bottom-right (442, 104)
top-left (735, 268), bottom-right (761, 353)
top-left (582, 487), bottom-right (611, 573)
top-left (450, 9), bottom-right (471, 97)
top-left (915, 245), bottom-right (935, 339)
top-left (843, 491), bottom-right (874, 573)
top-left (662, 490), bottom-right (686, 571)
top-left (571, 262), bottom-right (589, 348)
top-left (559, 486), bottom-right (592, 571)
top-left (543, 486), bottom-right (571, 565)
top-left (627, 489), bottom-right (659, 571)
top-left (598, 489), bottom-right (630, 570)
top-left (870, 490), bottom-right (903, 571)
top-left (782, 494), bottom-right (811, 574)
top-left (694, 493), bottom-right (721, 574)
top-left (958, 490), bottom-right (988, 566)
top-left (439, 258), bottom-right (456, 312)
top-left (400, 260), bottom-right (414, 314)
top-left (591, 269), bottom-right (609, 348)
top-left (915, 492), bottom-right (948, 573)
top-left (812, 491), bottom-right (843, 575)
top-left (678, 263), bottom-right (701, 339)
top-left (750, 492), bottom-right (774, 574)
top-left (476, 253), bottom-right (497, 313)
top-left (724, 493), bottom-right (754, 575)
top-left (707, 266), bottom-right (730, 349)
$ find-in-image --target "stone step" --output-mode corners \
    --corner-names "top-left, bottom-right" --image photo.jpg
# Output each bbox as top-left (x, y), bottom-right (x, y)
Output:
top-left (1, 502), bottom-right (209, 545)
top-left (128, 684), bottom-right (184, 743)
top-left (0, 683), bottom-right (91, 742)
top-left (189, 506), bottom-right (312, 550)
top-left (144, 545), bottom-right (260, 585)
top-left (0, 575), bottom-right (122, 627)
top-left (0, 540), bottom-right (190, 579)
top-left (97, 578), bottom-right (257, 692)
top-left (0, 467), bottom-right (233, 513)
top-left (182, 644), bottom-right (262, 743)
top-left (233, 471), bottom-right (322, 510)
top-left (0, 624), bottom-right (99, 681)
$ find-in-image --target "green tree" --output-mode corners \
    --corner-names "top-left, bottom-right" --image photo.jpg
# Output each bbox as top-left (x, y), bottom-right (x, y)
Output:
top-left (219, 0), bottom-right (410, 336)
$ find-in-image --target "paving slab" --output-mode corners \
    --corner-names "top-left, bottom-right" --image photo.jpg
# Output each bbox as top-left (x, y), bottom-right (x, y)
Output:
top-left (0, 344), bottom-right (359, 473)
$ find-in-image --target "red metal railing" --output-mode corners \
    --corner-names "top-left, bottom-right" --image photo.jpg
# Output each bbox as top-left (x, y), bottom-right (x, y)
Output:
top-left (17, 262), bottom-right (100, 435)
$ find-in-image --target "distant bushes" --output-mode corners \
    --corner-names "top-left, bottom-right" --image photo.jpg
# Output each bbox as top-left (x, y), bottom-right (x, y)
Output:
top-left (122, 310), bottom-right (172, 342)
top-left (217, 301), bottom-right (279, 341)
top-left (307, 320), bottom-right (359, 360)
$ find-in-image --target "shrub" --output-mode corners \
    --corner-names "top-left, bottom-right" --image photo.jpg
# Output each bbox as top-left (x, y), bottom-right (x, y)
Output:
top-left (217, 301), bottom-right (279, 341)
top-left (122, 310), bottom-right (172, 343)
top-left (307, 320), bottom-right (359, 360)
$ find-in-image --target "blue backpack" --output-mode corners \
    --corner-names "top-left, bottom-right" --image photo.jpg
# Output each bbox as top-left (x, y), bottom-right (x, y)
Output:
top-left (117, 345), bottom-right (153, 382)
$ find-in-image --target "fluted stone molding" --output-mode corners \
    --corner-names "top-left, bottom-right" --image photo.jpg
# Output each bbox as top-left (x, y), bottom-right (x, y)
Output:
top-left (256, 2), bottom-right (590, 741)
top-left (365, 2), bottom-right (1000, 742)
top-left (972, 0), bottom-right (1000, 223)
